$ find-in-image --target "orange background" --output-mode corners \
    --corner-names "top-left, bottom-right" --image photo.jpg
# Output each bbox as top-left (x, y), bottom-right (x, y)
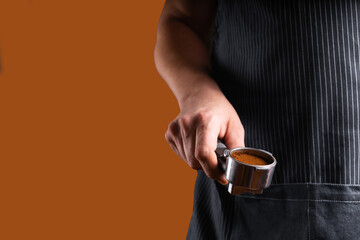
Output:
top-left (0, 1), bottom-right (197, 239)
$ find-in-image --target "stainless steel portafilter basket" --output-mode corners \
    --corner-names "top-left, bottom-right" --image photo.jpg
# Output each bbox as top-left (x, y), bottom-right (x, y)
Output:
top-left (215, 140), bottom-right (277, 195)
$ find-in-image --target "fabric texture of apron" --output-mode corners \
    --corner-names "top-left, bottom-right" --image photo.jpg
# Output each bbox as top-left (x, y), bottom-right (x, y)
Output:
top-left (187, 0), bottom-right (360, 239)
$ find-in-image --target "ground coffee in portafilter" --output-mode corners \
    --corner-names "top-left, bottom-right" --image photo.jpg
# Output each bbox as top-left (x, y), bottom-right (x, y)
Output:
top-left (231, 152), bottom-right (268, 165)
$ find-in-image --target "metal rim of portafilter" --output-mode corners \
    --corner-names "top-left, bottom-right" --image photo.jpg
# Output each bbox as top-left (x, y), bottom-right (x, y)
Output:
top-left (215, 140), bottom-right (277, 195)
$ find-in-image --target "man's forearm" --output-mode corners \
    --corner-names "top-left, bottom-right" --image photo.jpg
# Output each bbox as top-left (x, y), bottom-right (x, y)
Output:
top-left (154, 0), bottom-right (222, 109)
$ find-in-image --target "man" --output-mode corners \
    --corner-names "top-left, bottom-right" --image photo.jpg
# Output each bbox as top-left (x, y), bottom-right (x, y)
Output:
top-left (154, 0), bottom-right (360, 239)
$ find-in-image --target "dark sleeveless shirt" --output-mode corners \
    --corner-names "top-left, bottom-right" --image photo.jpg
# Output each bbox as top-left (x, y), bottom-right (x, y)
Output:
top-left (211, 0), bottom-right (360, 184)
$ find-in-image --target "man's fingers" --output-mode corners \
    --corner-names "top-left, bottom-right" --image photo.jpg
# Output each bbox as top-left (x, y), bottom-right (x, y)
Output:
top-left (195, 124), bottom-right (228, 185)
top-left (179, 116), bottom-right (202, 170)
top-left (183, 134), bottom-right (202, 170)
top-left (165, 124), bottom-right (187, 162)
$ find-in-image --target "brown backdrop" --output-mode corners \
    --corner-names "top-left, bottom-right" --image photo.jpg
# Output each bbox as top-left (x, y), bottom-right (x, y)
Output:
top-left (0, 1), bottom-right (197, 239)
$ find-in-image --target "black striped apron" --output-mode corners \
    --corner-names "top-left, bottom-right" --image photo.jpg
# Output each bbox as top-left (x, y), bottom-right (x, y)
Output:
top-left (187, 1), bottom-right (360, 239)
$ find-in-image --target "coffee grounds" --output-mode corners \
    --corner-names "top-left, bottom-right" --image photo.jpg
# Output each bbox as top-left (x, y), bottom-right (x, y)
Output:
top-left (231, 152), bottom-right (268, 165)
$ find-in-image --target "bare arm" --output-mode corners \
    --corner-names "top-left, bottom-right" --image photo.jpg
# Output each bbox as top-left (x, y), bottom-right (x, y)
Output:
top-left (154, 0), bottom-right (245, 184)
top-left (154, 0), bottom-right (220, 107)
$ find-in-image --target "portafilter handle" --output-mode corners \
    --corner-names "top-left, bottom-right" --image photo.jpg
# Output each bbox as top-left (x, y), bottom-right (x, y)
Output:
top-left (215, 139), bottom-right (229, 172)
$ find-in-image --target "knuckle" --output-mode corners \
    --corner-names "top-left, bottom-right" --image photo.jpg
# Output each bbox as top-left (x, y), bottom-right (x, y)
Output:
top-left (168, 120), bottom-right (179, 134)
top-left (196, 111), bottom-right (211, 124)
top-left (195, 147), bottom-right (210, 161)
top-left (178, 115), bottom-right (192, 129)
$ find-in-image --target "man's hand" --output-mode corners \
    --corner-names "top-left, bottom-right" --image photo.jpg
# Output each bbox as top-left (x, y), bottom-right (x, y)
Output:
top-left (154, 0), bottom-right (245, 184)
top-left (165, 85), bottom-right (245, 185)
